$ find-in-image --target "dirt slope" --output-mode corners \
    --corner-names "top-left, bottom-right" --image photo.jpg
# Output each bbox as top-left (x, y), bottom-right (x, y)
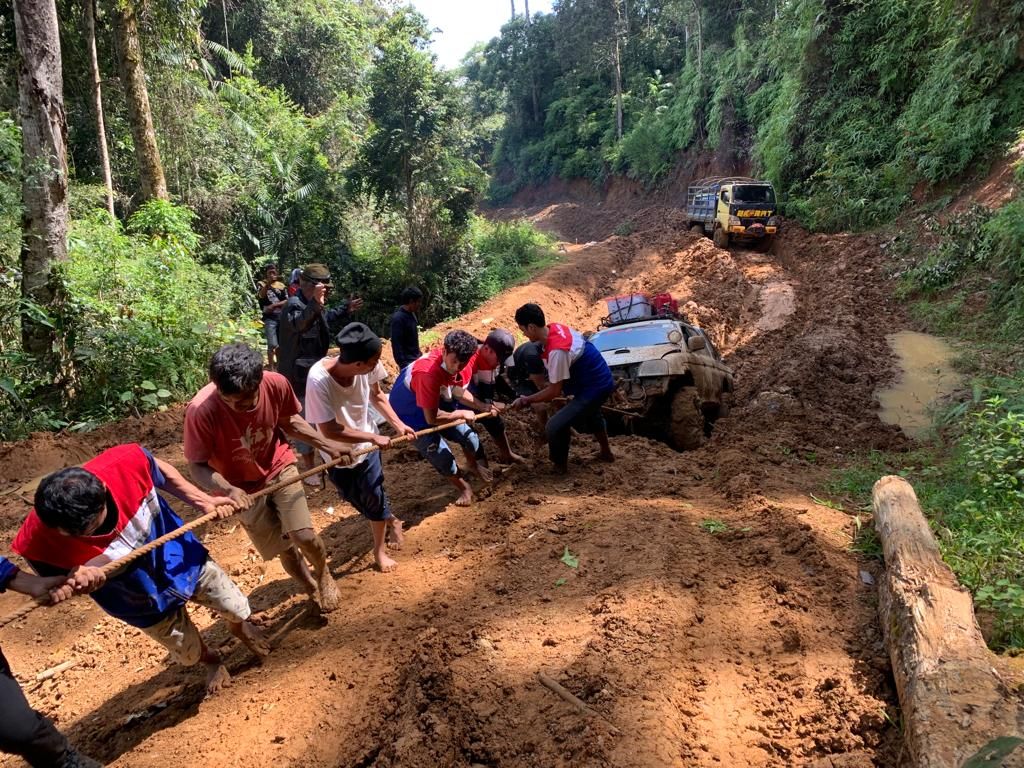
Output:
top-left (0, 207), bottom-right (908, 767)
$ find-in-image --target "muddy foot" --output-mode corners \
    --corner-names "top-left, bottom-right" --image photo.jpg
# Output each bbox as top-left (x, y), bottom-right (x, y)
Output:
top-left (234, 621), bottom-right (271, 659)
top-left (471, 463), bottom-right (494, 483)
top-left (205, 663), bottom-right (231, 696)
top-left (374, 551), bottom-right (398, 572)
top-left (318, 573), bottom-right (341, 612)
top-left (551, 462), bottom-right (569, 475)
top-left (597, 450), bottom-right (615, 463)
top-left (387, 518), bottom-right (404, 550)
top-left (499, 451), bottom-right (526, 465)
top-left (454, 488), bottom-right (474, 506)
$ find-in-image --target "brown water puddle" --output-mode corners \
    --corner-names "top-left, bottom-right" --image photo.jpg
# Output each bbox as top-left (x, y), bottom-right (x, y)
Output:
top-left (877, 330), bottom-right (960, 438)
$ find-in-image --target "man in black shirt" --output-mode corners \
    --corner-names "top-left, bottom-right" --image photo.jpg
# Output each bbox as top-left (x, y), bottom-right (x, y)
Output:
top-left (389, 286), bottom-right (423, 370)
top-left (278, 263), bottom-right (363, 481)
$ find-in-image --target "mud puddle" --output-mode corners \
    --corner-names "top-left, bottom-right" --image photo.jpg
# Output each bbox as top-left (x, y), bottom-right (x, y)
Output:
top-left (876, 330), bottom-right (960, 437)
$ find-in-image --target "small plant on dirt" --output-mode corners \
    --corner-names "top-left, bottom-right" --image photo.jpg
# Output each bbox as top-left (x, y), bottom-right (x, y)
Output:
top-left (699, 519), bottom-right (729, 535)
top-left (614, 221), bottom-right (634, 236)
top-left (560, 547), bottom-right (579, 569)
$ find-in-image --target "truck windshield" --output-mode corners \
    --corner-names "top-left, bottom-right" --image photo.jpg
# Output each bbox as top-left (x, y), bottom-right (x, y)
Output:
top-left (591, 323), bottom-right (675, 352)
top-left (733, 185), bottom-right (776, 205)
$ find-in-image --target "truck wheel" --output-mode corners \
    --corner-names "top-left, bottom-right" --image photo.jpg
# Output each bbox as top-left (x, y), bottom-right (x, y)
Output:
top-left (668, 386), bottom-right (706, 451)
top-left (713, 227), bottom-right (729, 249)
top-left (689, 223), bottom-right (705, 237)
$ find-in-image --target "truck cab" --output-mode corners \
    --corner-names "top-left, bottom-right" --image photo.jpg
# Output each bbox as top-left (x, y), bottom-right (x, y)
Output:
top-left (686, 177), bottom-right (780, 251)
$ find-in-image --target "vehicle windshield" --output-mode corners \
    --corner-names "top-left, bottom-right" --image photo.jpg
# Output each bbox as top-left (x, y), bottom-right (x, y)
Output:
top-left (591, 323), bottom-right (676, 352)
top-left (733, 185), bottom-right (776, 205)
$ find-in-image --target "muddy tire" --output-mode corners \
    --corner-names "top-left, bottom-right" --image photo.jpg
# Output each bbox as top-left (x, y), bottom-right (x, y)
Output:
top-left (689, 223), bottom-right (705, 237)
top-left (712, 227), bottom-right (729, 249)
top-left (668, 387), bottom-right (706, 451)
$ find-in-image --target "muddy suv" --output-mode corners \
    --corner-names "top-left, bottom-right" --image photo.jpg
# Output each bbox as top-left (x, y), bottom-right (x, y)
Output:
top-left (589, 316), bottom-right (733, 450)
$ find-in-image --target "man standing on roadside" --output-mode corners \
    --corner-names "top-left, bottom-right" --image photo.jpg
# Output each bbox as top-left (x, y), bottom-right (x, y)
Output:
top-left (277, 263), bottom-right (364, 483)
top-left (389, 286), bottom-right (423, 371)
top-left (257, 262), bottom-right (289, 371)
top-left (184, 343), bottom-right (351, 612)
top-left (12, 443), bottom-right (269, 697)
top-left (512, 303), bottom-right (616, 473)
top-left (0, 558), bottom-right (102, 767)
top-left (305, 323), bottom-right (416, 572)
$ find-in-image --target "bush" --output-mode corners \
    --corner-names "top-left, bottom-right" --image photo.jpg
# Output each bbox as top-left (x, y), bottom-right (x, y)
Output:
top-left (0, 202), bottom-right (257, 438)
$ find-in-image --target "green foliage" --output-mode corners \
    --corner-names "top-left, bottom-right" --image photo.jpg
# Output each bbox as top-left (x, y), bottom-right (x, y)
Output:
top-left (467, 0), bottom-right (1024, 231)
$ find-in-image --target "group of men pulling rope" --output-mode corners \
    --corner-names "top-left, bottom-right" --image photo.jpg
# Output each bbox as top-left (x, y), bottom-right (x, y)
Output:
top-left (0, 262), bottom-right (617, 768)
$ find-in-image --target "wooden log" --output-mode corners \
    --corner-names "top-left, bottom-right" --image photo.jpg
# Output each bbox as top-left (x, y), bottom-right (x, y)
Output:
top-left (872, 475), bottom-right (1024, 768)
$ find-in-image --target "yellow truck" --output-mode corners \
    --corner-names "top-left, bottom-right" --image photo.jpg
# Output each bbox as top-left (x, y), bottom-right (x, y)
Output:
top-left (686, 176), bottom-right (780, 251)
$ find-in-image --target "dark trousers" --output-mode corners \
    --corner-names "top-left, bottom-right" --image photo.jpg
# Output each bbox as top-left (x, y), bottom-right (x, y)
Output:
top-left (0, 651), bottom-right (70, 767)
top-left (546, 392), bottom-right (610, 467)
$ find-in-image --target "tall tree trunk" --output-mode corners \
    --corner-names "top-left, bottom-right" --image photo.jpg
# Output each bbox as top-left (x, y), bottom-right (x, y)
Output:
top-left (524, 0), bottom-right (530, 24)
top-left (613, 0), bottom-right (625, 140)
top-left (112, 0), bottom-right (168, 202)
top-left (13, 0), bottom-right (69, 363)
top-left (691, 0), bottom-right (703, 80)
top-left (510, 0), bottom-right (515, 21)
top-left (84, 0), bottom-right (114, 219)
top-left (221, 0), bottom-right (229, 48)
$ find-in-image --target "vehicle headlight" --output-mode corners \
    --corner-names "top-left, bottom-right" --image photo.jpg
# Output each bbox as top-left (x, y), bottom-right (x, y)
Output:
top-left (768, 216), bottom-right (781, 227)
top-left (638, 359), bottom-right (670, 377)
top-left (728, 215), bottom-right (741, 226)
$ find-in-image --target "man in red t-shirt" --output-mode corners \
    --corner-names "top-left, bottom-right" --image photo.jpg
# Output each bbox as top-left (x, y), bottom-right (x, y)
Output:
top-left (184, 343), bottom-right (350, 612)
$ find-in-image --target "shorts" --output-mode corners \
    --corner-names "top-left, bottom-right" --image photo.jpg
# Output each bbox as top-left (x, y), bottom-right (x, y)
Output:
top-left (239, 464), bottom-right (313, 559)
top-left (327, 451), bottom-right (392, 522)
top-left (263, 317), bottom-right (279, 350)
top-left (139, 559), bottom-right (251, 666)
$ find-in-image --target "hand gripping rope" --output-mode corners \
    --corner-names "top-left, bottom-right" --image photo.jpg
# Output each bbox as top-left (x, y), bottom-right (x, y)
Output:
top-left (0, 414), bottom-right (495, 631)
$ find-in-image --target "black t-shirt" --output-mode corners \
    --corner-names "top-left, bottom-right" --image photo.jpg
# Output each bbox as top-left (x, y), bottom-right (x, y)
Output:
top-left (258, 282), bottom-right (289, 319)
top-left (390, 306), bottom-right (421, 370)
top-left (509, 342), bottom-right (545, 385)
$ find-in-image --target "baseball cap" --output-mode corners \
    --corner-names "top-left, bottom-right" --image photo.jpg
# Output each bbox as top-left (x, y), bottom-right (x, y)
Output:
top-left (335, 322), bottom-right (382, 363)
top-left (301, 263), bottom-right (333, 286)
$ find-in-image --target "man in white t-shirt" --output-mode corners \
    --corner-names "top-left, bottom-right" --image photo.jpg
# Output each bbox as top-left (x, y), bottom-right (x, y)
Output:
top-left (304, 323), bottom-right (416, 572)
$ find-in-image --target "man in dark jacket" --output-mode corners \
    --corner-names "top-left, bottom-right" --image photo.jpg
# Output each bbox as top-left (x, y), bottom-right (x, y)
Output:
top-left (389, 286), bottom-right (423, 370)
top-left (277, 263), bottom-right (363, 479)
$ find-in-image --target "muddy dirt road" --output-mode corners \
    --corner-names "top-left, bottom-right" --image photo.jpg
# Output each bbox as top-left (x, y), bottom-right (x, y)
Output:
top-left (0, 205), bottom-right (911, 767)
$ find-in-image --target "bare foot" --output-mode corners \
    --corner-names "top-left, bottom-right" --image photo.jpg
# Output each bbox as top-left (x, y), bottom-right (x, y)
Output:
top-left (471, 463), bottom-right (493, 483)
top-left (387, 518), bottom-right (404, 550)
top-left (231, 621), bottom-right (270, 659)
top-left (318, 572), bottom-right (341, 612)
top-left (499, 451), bottom-right (526, 464)
top-left (205, 662), bottom-right (232, 696)
top-left (454, 487), bottom-right (474, 506)
top-left (374, 550), bottom-right (398, 572)
top-left (597, 449), bottom-right (615, 463)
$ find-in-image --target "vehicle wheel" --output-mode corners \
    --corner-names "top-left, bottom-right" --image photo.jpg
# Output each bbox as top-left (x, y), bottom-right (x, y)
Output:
top-left (712, 227), bottom-right (729, 249)
top-left (668, 386), bottom-right (706, 451)
top-left (689, 223), bottom-right (705, 237)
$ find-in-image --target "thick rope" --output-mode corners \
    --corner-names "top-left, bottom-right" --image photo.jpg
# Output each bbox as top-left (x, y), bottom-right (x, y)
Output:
top-left (0, 414), bottom-right (495, 630)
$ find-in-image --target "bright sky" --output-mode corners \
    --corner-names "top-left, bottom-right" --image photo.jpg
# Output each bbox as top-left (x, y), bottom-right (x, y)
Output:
top-left (412, 0), bottom-right (556, 70)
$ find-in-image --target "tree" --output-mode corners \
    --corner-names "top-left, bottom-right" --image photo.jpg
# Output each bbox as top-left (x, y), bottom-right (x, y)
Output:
top-left (349, 11), bottom-right (484, 267)
top-left (13, 0), bottom-right (69, 364)
top-left (112, 0), bottom-right (168, 202)
top-left (84, 0), bottom-right (114, 217)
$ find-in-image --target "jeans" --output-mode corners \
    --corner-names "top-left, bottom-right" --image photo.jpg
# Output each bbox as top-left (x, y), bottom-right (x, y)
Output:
top-left (414, 423), bottom-right (485, 476)
top-left (0, 651), bottom-right (70, 767)
top-left (546, 392), bottom-right (610, 467)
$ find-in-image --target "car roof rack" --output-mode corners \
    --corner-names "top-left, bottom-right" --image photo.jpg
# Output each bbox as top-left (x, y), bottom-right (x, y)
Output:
top-left (599, 311), bottom-right (686, 329)
top-left (690, 176), bottom-right (767, 188)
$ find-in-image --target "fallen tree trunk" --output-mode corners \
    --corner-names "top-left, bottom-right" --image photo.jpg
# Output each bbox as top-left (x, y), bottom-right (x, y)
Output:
top-left (872, 475), bottom-right (1024, 768)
